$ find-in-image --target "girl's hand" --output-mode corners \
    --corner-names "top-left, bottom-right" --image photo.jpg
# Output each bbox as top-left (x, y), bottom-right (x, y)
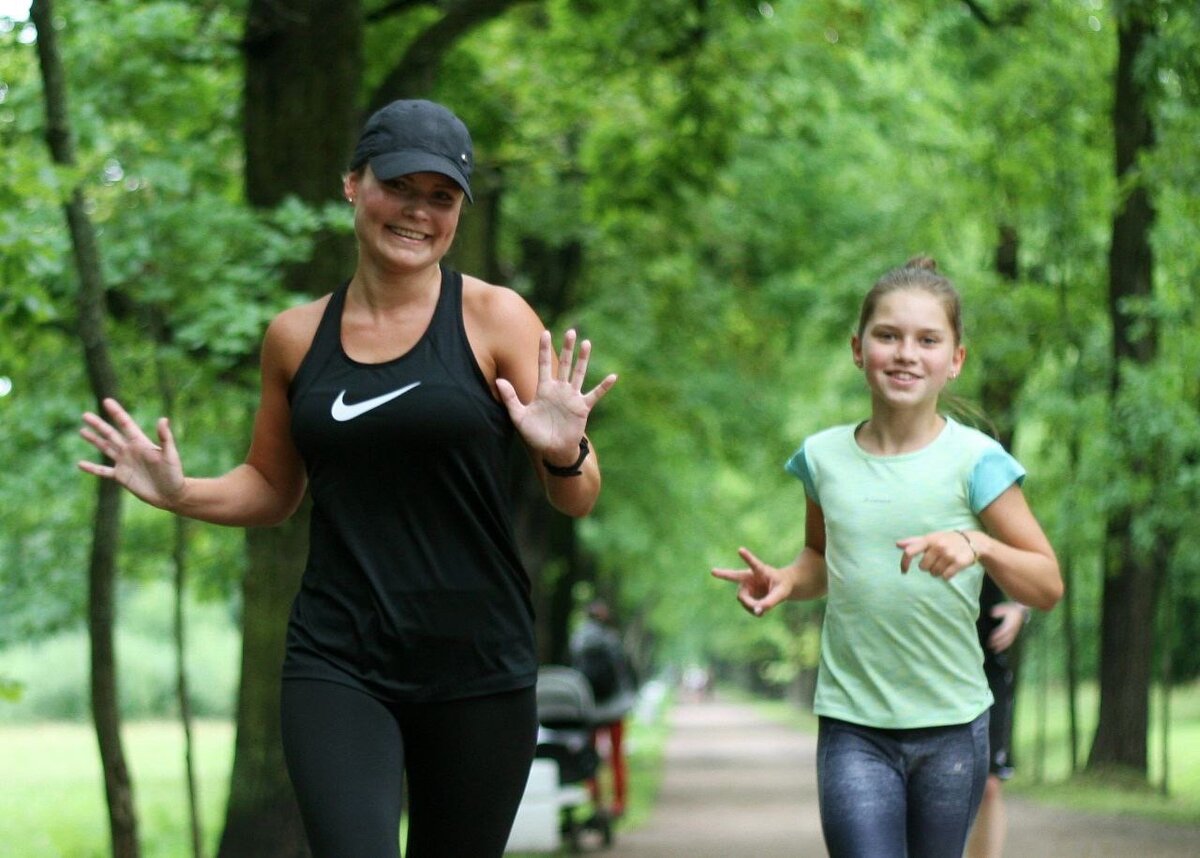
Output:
top-left (79, 398), bottom-right (185, 510)
top-left (986, 602), bottom-right (1027, 653)
top-left (711, 547), bottom-right (794, 617)
top-left (896, 530), bottom-right (979, 580)
top-left (496, 329), bottom-right (617, 465)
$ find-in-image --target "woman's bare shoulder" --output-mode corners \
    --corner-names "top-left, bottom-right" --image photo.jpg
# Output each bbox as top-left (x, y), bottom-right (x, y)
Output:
top-left (462, 274), bottom-right (540, 330)
top-left (461, 275), bottom-right (543, 385)
top-left (262, 294), bottom-right (333, 374)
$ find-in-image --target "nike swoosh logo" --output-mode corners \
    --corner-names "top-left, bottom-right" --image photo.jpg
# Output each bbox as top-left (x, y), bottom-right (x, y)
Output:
top-left (330, 382), bottom-right (421, 422)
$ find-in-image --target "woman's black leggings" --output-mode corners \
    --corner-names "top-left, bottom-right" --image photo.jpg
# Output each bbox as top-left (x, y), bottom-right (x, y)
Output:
top-left (281, 679), bottom-right (538, 858)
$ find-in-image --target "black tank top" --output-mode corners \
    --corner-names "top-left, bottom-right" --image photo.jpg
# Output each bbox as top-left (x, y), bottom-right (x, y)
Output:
top-left (282, 268), bottom-right (536, 702)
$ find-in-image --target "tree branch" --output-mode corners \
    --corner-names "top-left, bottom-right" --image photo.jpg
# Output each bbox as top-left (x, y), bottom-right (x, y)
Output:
top-left (367, 0), bottom-right (537, 110)
top-left (365, 0), bottom-right (428, 24)
top-left (961, 0), bottom-right (997, 28)
top-left (961, 0), bottom-right (1033, 29)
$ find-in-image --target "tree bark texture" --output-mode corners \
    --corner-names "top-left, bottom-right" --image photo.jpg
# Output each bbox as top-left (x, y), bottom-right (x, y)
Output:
top-left (30, 2), bottom-right (140, 856)
top-left (242, 0), bottom-right (364, 293)
top-left (217, 507), bottom-right (313, 858)
top-left (173, 517), bottom-right (206, 858)
top-left (1089, 3), bottom-right (1160, 777)
top-left (981, 223), bottom-right (1020, 452)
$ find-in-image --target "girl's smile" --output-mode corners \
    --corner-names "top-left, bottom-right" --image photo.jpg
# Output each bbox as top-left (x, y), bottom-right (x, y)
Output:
top-left (852, 289), bottom-right (965, 410)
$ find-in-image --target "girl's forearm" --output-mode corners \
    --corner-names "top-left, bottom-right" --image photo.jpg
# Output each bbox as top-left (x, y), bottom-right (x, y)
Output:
top-left (972, 531), bottom-right (1062, 611)
top-left (786, 547), bottom-right (829, 601)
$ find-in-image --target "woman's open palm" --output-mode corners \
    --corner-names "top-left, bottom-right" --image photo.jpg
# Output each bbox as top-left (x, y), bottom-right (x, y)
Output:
top-left (497, 329), bottom-right (617, 463)
top-left (79, 398), bottom-right (185, 509)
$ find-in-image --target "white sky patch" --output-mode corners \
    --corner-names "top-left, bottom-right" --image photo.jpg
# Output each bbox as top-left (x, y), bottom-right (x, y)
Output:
top-left (0, 1), bottom-right (29, 20)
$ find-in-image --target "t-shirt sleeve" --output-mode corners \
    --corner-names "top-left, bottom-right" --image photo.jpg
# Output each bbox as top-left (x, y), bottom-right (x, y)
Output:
top-left (969, 446), bottom-right (1026, 514)
top-left (784, 444), bottom-right (819, 503)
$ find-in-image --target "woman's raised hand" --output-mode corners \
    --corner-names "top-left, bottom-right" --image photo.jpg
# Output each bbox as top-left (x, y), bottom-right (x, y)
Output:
top-left (497, 329), bottom-right (618, 465)
top-left (711, 547), bottom-right (794, 617)
top-left (79, 398), bottom-right (185, 510)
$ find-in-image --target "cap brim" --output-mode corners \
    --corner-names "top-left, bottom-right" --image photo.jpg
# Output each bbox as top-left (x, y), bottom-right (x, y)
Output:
top-left (369, 151), bottom-right (473, 203)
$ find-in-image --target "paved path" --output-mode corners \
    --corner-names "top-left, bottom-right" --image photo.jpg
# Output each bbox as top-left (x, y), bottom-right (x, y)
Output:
top-left (604, 697), bottom-right (1200, 857)
top-left (610, 698), bottom-right (823, 856)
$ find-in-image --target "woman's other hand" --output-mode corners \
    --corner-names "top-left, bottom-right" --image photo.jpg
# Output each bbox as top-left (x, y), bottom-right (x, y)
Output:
top-left (79, 397), bottom-right (185, 510)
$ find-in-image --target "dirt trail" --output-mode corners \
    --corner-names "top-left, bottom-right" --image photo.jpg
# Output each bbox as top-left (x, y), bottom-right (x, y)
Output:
top-left (603, 697), bottom-right (1200, 857)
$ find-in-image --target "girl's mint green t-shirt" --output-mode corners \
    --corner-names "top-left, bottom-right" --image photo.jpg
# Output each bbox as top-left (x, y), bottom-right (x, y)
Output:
top-left (786, 417), bottom-right (1025, 729)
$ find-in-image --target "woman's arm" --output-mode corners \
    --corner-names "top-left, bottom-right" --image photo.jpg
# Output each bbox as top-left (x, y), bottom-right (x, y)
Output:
top-left (79, 305), bottom-right (314, 527)
top-left (467, 280), bottom-right (617, 517)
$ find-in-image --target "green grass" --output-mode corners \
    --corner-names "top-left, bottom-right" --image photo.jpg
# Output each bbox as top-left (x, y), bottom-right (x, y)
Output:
top-left (0, 720), bottom-right (234, 858)
top-left (1009, 678), bottom-right (1200, 823)
top-left (1, 692), bottom-right (672, 858)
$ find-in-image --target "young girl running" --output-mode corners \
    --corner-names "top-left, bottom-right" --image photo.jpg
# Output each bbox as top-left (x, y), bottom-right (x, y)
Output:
top-left (712, 257), bottom-right (1062, 858)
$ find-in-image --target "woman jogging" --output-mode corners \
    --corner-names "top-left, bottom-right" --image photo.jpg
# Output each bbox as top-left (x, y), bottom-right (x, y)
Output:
top-left (712, 256), bottom-right (1061, 858)
top-left (79, 99), bottom-right (617, 858)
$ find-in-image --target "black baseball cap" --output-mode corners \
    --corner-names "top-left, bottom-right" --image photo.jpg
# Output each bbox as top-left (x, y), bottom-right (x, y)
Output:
top-left (349, 99), bottom-right (474, 202)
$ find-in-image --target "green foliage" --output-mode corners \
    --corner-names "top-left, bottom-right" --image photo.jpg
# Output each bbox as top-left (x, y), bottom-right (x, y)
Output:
top-left (0, 0), bottom-right (343, 644)
top-left (436, 0), bottom-right (1200, 691)
top-left (0, 581), bottom-right (240, 721)
top-left (2, 0), bottom-right (1199, 794)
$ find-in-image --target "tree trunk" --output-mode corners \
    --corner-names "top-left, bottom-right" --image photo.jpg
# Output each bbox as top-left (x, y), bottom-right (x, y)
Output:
top-left (30, 2), bottom-right (140, 856)
top-left (149, 313), bottom-right (206, 858)
top-left (217, 507), bottom-right (313, 858)
top-left (87, 480), bottom-right (139, 858)
top-left (218, 3), bottom-right (363, 855)
top-left (242, 0), bottom-right (363, 290)
top-left (980, 223), bottom-right (1020, 452)
top-left (515, 233), bottom-right (592, 663)
top-left (172, 516), bottom-right (205, 858)
top-left (1090, 517), bottom-right (1160, 774)
top-left (1062, 550), bottom-right (1080, 773)
top-left (1088, 4), bottom-right (1159, 778)
top-left (1158, 572), bottom-right (1174, 795)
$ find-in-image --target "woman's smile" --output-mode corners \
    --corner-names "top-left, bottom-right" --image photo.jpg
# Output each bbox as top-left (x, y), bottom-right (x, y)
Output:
top-left (386, 224), bottom-right (429, 242)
